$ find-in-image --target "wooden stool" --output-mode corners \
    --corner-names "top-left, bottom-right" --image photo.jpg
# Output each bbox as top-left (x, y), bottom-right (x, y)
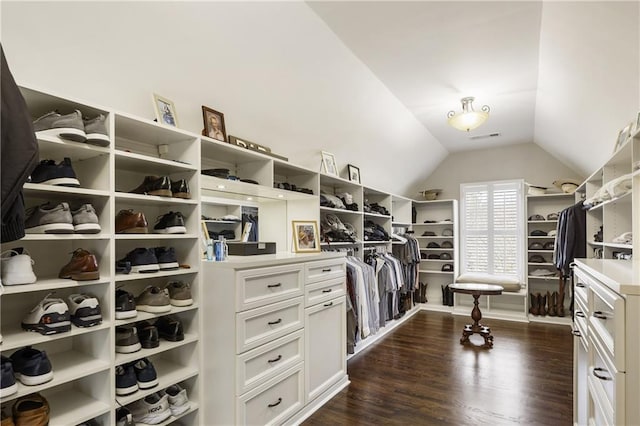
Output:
top-left (448, 283), bottom-right (503, 348)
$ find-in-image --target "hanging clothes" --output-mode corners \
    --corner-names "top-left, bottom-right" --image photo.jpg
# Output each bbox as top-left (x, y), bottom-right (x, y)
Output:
top-left (554, 201), bottom-right (586, 276)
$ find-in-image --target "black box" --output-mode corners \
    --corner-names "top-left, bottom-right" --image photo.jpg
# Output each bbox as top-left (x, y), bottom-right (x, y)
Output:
top-left (227, 242), bottom-right (276, 256)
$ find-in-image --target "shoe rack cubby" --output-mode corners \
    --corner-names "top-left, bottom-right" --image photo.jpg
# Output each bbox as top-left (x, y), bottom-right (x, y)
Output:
top-left (0, 86), bottom-right (202, 425)
top-left (525, 192), bottom-right (574, 325)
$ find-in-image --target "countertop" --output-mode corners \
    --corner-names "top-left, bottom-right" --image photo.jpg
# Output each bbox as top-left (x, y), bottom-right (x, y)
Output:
top-left (574, 258), bottom-right (640, 296)
top-left (201, 251), bottom-right (346, 269)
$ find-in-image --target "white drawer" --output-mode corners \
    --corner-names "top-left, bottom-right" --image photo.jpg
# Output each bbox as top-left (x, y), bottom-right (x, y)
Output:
top-left (588, 279), bottom-right (625, 371)
top-left (305, 259), bottom-right (345, 284)
top-left (588, 374), bottom-right (614, 426)
top-left (588, 334), bottom-right (625, 422)
top-left (305, 277), bottom-right (345, 307)
top-left (237, 363), bottom-right (304, 426)
top-left (236, 297), bottom-right (304, 353)
top-left (236, 264), bottom-right (304, 311)
top-left (574, 269), bottom-right (589, 308)
top-left (236, 329), bottom-right (304, 395)
top-left (574, 296), bottom-right (588, 341)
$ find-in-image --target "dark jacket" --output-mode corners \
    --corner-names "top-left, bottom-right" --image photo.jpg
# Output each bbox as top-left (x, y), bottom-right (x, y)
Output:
top-left (1, 45), bottom-right (39, 242)
top-left (554, 201), bottom-right (586, 276)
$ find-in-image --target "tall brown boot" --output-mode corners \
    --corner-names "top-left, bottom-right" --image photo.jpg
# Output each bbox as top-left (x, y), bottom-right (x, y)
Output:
top-left (557, 280), bottom-right (566, 317)
top-left (548, 291), bottom-right (558, 316)
top-left (413, 285), bottom-right (420, 304)
top-left (539, 293), bottom-right (547, 316)
top-left (420, 282), bottom-right (428, 303)
top-left (529, 293), bottom-right (539, 315)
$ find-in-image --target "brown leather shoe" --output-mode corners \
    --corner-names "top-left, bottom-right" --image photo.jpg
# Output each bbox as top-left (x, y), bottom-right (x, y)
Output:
top-left (129, 176), bottom-right (172, 197)
top-left (12, 392), bottom-right (49, 426)
top-left (115, 210), bottom-right (148, 233)
top-left (59, 249), bottom-right (99, 281)
top-left (1, 408), bottom-right (15, 426)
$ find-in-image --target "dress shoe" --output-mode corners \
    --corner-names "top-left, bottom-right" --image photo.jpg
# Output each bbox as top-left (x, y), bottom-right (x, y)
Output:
top-left (129, 176), bottom-right (172, 197)
top-left (115, 210), bottom-right (148, 234)
top-left (12, 392), bottom-right (50, 426)
top-left (58, 248), bottom-right (99, 281)
top-left (171, 179), bottom-right (190, 199)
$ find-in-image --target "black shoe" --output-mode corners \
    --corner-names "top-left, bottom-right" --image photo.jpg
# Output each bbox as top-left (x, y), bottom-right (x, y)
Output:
top-left (154, 247), bottom-right (179, 270)
top-left (129, 176), bottom-right (172, 197)
top-left (171, 179), bottom-right (190, 199)
top-left (118, 248), bottom-right (160, 273)
top-left (29, 157), bottom-right (80, 187)
top-left (136, 321), bottom-right (159, 349)
top-left (155, 315), bottom-right (184, 341)
top-left (116, 260), bottom-right (132, 274)
top-left (153, 211), bottom-right (186, 234)
top-left (115, 288), bottom-right (137, 319)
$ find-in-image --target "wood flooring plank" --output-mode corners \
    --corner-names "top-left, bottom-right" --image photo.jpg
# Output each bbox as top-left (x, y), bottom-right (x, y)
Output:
top-left (303, 310), bottom-right (573, 425)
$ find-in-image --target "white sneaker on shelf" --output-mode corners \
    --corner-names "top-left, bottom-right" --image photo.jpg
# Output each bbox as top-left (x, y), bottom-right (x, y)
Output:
top-left (163, 383), bottom-right (190, 416)
top-left (22, 293), bottom-right (71, 335)
top-left (128, 392), bottom-right (171, 425)
top-left (1, 248), bottom-right (37, 285)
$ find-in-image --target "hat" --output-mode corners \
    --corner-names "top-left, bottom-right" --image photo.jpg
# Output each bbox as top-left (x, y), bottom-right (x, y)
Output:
top-left (528, 255), bottom-right (546, 263)
top-left (441, 241), bottom-right (453, 248)
top-left (427, 242), bottom-right (440, 248)
top-left (423, 220), bottom-right (436, 223)
top-left (418, 189), bottom-right (442, 201)
top-left (420, 252), bottom-right (427, 259)
top-left (543, 241), bottom-right (555, 250)
top-left (546, 212), bottom-right (559, 220)
top-left (530, 268), bottom-right (556, 277)
top-left (442, 228), bottom-right (454, 237)
top-left (441, 264), bottom-right (453, 272)
top-left (547, 230), bottom-right (557, 237)
top-left (528, 214), bottom-right (545, 221)
top-left (530, 230), bottom-right (547, 236)
top-left (527, 184), bottom-right (547, 196)
top-left (422, 231), bottom-right (436, 236)
top-left (553, 178), bottom-right (582, 194)
top-left (440, 252), bottom-right (452, 260)
top-left (427, 254), bottom-right (441, 259)
top-left (529, 242), bottom-right (543, 250)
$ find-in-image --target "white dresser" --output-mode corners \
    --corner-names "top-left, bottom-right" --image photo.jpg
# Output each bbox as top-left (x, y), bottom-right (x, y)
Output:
top-left (201, 252), bottom-right (349, 425)
top-left (573, 259), bottom-right (640, 426)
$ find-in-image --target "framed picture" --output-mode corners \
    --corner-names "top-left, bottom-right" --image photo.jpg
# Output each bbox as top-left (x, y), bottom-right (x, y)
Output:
top-left (321, 151), bottom-right (338, 176)
top-left (202, 106), bottom-right (227, 142)
top-left (614, 122), bottom-right (632, 153)
top-left (347, 164), bottom-right (361, 184)
top-left (292, 220), bottom-right (320, 253)
top-left (153, 94), bottom-right (178, 127)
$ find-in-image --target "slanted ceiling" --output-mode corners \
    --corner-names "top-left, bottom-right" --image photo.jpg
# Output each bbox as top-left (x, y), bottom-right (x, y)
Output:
top-left (308, 1), bottom-right (640, 178)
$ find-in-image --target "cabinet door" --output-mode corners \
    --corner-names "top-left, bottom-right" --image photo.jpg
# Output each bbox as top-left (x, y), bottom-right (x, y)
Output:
top-left (304, 296), bottom-right (346, 403)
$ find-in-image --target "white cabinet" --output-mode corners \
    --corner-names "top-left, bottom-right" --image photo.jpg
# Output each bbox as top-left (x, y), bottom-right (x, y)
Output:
top-left (201, 253), bottom-right (348, 425)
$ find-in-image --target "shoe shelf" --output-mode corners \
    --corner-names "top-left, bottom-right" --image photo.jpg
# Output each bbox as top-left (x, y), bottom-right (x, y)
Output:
top-left (529, 315), bottom-right (572, 326)
top-left (115, 269), bottom-right (198, 282)
top-left (1, 277), bottom-right (110, 295)
top-left (23, 183), bottom-right (110, 198)
top-left (114, 192), bottom-right (198, 206)
top-left (21, 234), bottom-right (111, 241)
top-left (156, 403), bottom-right (200, 426)
top-left (37, 134), bottom-right (110, 161)
top-left (20, 86), bottom-right (110, 121)
top-left (201, 175), bottom-right (314, 202)
top-left (320, 206), bottom-right (363, 216)
top-left (115, 150), bottom-right (199, 174)
top-left (527, 236), bottom-right (555, 239)
top-left (114, 234), bottom-right (198, 240)
top-left (114, 112), bottom-right (198, 146)
top-left (528, 249), bottom-right (554, 253)
top-left (528, 262), bottom-right (555, 266)
top-left (527, 275), bottom-right (558, 281)
top-left (0, 321), bottom-right (112, 353)
top-left (115, 334), bottom-right (198, 365)
top-left (114, 304), bottom-right (198, 327)
top-left (115, 358), bottom-right (199, 406)
top-left (45, 386), bottom-right (112, 426)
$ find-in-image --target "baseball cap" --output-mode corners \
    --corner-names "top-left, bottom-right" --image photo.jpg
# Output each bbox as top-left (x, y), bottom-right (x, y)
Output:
top-left (528, 242), bottom-right (544, 250)
top-left (442, 228), bottom-right (454, 236)
top-left (543, 241), bottom-right (555, 250)
top-left (440, 252), bottom-right (452, 260)
top-left (528, 214), bottom-right (545, 221)
top-left (547, 230), bottom-right (557, 237)
top-left (441, 264), bottom-right (453, 272)
top-left (428, 254), bottom-right (441, 259)
top-left (546, 212), bottom-right (559, 220)
top-left (427, 242), bottom-right (440, 248)
top-left (528, 255), bottom-right (546, 263)
top-left (422, 231), bottom-right (436, 236)
top-left (441, 241), bottom-right (453, 248)
top-left (530, 230), bottom-right (547, 236)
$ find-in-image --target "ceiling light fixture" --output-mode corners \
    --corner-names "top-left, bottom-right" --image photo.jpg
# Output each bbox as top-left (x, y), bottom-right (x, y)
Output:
top-left (447, 97), bottom-right (490, 132)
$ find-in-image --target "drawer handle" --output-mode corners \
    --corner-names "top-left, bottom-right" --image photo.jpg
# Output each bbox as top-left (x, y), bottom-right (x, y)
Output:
top-left (267, 283), bottom-right (282, 288)
top-left (576, 283), bottom-right (586, 288)
top-left (593, 367), bottom-right (612, 381)
top-left (322, 268), bottom-right (332, 272)
top-left (324, 302), bottom-right (333, 307)
top-left (575, 311), bottom-right (585, 318)
top-left (593, 311), bottom-right (608, 320)
top-left (267, 355), bottom-right (282, 363)
top-left (268, 318), bottom-right (282, 326)
top-left (571, 329), bottom-right (581, 337)
top-left (322, 289), bottom-right (333, 293)
top-left (268, 397), bottom-right (282, 408)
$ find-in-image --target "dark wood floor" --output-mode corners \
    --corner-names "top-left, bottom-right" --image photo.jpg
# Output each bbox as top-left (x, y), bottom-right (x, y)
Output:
top-left (303, 310), bottom-right (573, 425)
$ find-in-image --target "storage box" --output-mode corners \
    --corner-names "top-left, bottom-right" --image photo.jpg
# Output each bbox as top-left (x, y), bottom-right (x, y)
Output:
top-left (227, 242), bottom-right (276, 256)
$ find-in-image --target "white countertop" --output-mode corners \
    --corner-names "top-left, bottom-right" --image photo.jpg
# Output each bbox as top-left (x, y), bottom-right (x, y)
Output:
top-left (574, 258), bottom-right (640, 296)
top-left (201, 251), bottom-right (346, 269)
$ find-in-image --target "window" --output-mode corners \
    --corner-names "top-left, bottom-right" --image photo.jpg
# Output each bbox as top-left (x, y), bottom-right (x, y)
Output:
top-left (460, 180), bottom-right (525, 280)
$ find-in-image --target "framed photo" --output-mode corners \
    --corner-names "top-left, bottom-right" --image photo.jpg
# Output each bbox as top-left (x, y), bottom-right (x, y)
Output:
top-left (202, 106), bottom-right (227, 142)
top-left (292, 220), bottom-right (320, 253)
top-left (614, 122), bottom-right (632, 153)
top-left (347, 164), bottom-right (361, 184)
top-left (321, 151), bottom-right (338, 176)
top-left (153, 94), bottom-right (178, 127)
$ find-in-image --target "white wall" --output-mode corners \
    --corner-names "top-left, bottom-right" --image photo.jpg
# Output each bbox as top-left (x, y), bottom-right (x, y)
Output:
top-left (1, 1), bottom-right (447, 196)
top-left (418, 143), bottom-right (582, 201)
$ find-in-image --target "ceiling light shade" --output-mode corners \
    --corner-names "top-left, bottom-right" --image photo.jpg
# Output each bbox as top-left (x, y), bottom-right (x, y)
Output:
top-left (447, 97), bottom-right (490, 132)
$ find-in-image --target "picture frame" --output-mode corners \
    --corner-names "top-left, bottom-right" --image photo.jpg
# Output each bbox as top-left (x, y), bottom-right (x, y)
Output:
top-left (292, 220), bottom-right (320, 253)
top-left (321, 151), bottom-right (338, 176)
top-left (153, 94), bottom-right (178, 127)
top-left (202, 106), bottom-right (227, 142)
top-left (347, 164), bottom-right (361, 184)
top-left (614, 122), bottom-right (632, 153)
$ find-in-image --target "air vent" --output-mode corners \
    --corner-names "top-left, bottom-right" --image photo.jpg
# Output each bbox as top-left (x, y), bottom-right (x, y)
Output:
top-left (469, 132), bottom-right (501, 140)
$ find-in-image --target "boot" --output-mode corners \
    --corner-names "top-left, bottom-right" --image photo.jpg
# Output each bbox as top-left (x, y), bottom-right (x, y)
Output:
top-left (557, 280), bottom-right (566, 317)
top-left (441, 285), bottom-right (447, 306)
top-left (447, 285), bottom-right (454, 307)
top-left (548, 292), bottom-right (558, 316)
top-left (420, 282), bottom-right (428, 303)
top-left (529, 293), bottom-right (539, 315)
top-left (413, 286), bottom-right (420, 304)
top-left (539, 293), bottom-right (547, 316)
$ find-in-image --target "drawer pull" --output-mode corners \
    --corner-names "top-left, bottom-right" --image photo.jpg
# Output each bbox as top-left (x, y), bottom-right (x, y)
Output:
top-left (593, 367), bottom-right (612, 381)
top-left (575, 311), bottom-right (585, 318)
top-left (268, 318), bottom-right (282, 326)
top-left (593, 311), bottom-right (609, 320)
top-left (571, 329), bottom-right (581, 337)
top-left (324, 302), bottom-right (333, 307)
top-left (576, 283), bottom-right (586, 288)
top-left (268, 397), bottom-right (282, 408)
top-left (322, 268), bottom-right (332, 272)
top-left (267, 355), bottom-right (282, 363)
top-left (267, 283), bottom-right (282, 288)
top-left (322, 289), bottom-right (333, 293)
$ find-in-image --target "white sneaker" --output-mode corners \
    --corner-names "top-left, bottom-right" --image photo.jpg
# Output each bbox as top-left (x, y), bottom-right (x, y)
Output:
top-left (1, 248), bottom-right (37, 285)
top-left (128, 392), bottom-right (171, 425)
top-left (22, 293), bottom-right (71, 335)
top-left (163, 384), bottom-right (190, 416)
top-left (67, 293), bottom-right (102, 327)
